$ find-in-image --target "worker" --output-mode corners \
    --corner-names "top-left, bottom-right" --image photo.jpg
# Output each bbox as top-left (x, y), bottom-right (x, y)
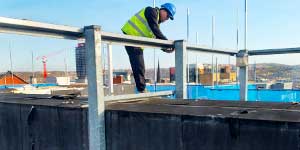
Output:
top-left (122, 3), bottom-right (176, 93)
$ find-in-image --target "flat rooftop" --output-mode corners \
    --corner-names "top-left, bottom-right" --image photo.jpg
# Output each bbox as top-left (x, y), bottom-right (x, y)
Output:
top-left (1, 93), bottom-right (300, 122)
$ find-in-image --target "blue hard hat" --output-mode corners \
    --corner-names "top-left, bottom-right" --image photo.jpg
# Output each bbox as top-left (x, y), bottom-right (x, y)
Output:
top-left (161, 3), bottom-right (176, 20)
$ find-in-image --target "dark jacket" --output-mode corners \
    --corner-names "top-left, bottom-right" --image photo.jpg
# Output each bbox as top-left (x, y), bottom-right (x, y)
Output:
top-left (144, 7), bottom-right (167, 40)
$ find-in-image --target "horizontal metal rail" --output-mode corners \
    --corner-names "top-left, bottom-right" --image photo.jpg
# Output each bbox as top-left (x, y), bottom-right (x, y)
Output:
top-left (101, 31), bottom-right (174, 48)
top-left (187, 44), bottom-right (237, 55)
top-left (248, 47), bottom-right (300, 56)
top-left (0, 17), bottom-right (82, 39)
top-left (104, 91), bottom-right (173, 101)
top-left (0, 17), bottom-right (239, 54)
top-left (0, 17), bottom-right (174, 48)
top-left (3, 17), bottom-right (300, 57)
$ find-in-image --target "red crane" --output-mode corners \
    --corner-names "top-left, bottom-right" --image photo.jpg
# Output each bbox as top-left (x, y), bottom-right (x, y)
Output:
top-left (36, 49), bottom-right (66, 81)
top-left (41, 56), bottom-right (47, 80)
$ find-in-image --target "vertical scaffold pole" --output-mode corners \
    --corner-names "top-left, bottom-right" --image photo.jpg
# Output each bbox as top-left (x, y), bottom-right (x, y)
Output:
top-left (175, 40), bottom-right (187, 99)
top-left (84, 25), bottom-right (106, 150)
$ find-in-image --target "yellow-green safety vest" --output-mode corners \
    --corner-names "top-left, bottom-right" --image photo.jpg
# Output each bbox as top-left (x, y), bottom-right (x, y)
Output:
top-left (122, 8), bottom-right (159, 38)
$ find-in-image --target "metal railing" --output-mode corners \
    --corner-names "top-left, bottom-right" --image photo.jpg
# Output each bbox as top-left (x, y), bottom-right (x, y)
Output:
top-left (1, 16), bottom-right (300, 149)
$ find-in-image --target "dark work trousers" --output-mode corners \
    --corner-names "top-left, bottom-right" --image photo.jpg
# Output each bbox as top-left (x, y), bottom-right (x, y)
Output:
top-left (125, 46), bottom-right (146, 92)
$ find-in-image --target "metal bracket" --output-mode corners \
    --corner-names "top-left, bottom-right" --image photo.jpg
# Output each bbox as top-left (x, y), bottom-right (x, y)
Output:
top-left (236, 50), bottom-right (248, 67)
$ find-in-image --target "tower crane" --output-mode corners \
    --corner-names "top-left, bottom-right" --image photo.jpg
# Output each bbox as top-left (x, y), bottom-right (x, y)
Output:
top-left (36, 49), bottom-right (66, 81)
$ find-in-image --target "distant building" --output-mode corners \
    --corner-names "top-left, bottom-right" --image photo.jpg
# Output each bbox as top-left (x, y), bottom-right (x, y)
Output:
top-left (113, 71), bottom-right (131, 81)
top-left (169, 67), bottom-right (175, 82)
top-left (46, 77), bottom-right (70, 86)
top-left (112, 71), bottom-right (132, 84)
top-left (255, 83), bottom-right (270, 89)
top-left (159, 78), bottom-right (170, 83)
top-left (188, 64), bottom-right (204, 83)
top-left (0, 71), bottom-right (28, 85)
top-left (75, 43), bottom-right (87, 83)
top-left (170, 64), bottom-right (237, 85)
top-left (271, 82), bottom-right (293, 90)
top-left (113, 75), bottom-right (124, 84)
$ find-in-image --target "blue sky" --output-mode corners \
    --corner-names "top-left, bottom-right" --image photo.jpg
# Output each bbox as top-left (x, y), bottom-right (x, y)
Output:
top-left (1, 0), bottom-right (300, 72)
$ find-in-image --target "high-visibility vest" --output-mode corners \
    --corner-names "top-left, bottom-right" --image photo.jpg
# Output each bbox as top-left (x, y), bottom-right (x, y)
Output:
top-left (122, 8), bottom-right (159, 38)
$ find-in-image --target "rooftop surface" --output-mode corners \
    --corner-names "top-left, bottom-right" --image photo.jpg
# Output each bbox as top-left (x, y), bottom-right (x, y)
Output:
top-left (1, 93), bottom-right (300, 123)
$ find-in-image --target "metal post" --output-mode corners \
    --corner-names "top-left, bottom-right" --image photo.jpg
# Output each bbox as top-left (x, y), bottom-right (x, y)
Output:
top-left (196, 32), bottom-right (199, 84)
top-left (236, 67), bottom-right (239, 86)
top-left (9, 42), bottom-right (14, 87)
top-left (196, 57), bottom-right (198, 84)
top-left (216, 57), bottom-right (218, 86)
top-left (211, 16), bottom-right (215, 87)
top-left (237, 0), bottom-right (249, 101)
top-left (187, 8), bottom-right (190, 42)
top-left (187, 8), bottom-right (190, 83)
top-left (245, 0), bottom-right (248, 50)
top-left (175, 40), bottom-right (187, 99)
top-left (64, 52), bottom-right (68, 77)
top-left (236, 7), bottom-right (239, 87)
top-left (254, 61), bottom-right (256, 83)
top-left (31, 51), bottom-right (34, 78)
top-left (196, 32), bottom-right (199, 44)
top-left (84, 25), bottom-right (106, 150)
top-left (236, 8), bottom-right (239, 51)
top-left (153, 0), bottom-right (156, 91)
top-left (107, 43), bottom-right (114, 95)
top-left (212, 16), bottom-right (215, 49)
top-left (154, 49), bottom-right (157, 91)
top-left (239, 66), bottom-right (248, 100)
top-left (195, 56), bottom-right (199, 98)
top-left (211, 55), bottom-right (214, 86)
top-left (237, 50), bottom-right (248, 101)
top-left (195, 32), bottom-right (200, 88)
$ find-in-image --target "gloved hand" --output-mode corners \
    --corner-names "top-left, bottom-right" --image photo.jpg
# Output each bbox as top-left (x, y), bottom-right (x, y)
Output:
top-left (161, 47), bottom-right (175, 53)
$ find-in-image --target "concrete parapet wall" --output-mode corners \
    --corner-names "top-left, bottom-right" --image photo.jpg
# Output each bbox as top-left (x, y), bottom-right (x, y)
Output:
top-left (1, 94), bottom-right (300, 150)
